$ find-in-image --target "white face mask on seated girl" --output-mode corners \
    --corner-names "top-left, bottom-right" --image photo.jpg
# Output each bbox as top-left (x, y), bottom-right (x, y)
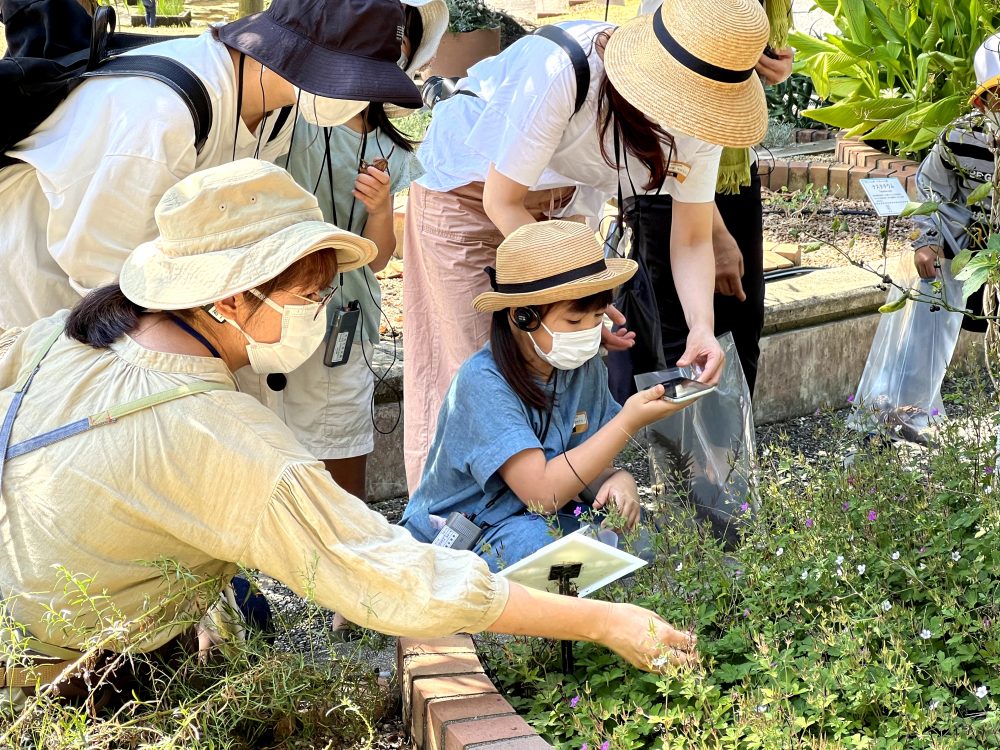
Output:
top-left (530, 320), bottom-right (603, 371)
top-left (223, 289), bottom-right (328, 374)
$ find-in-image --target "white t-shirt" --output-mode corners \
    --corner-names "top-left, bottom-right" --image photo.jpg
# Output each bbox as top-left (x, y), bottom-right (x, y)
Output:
top-left (416, 20), bottom-right (722, 219)
top-left (0, 31), bottom-right (292, 327)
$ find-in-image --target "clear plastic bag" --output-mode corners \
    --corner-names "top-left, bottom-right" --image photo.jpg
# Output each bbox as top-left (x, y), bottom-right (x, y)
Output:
top-left (635, 333), bottom-right (755, 546)
top-left (847, 255), bottom-right (966, 444)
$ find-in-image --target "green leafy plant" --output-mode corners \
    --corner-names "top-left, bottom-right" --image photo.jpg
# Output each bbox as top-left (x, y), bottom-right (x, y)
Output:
top-left (766, 72), bottom-right (823, 129)
top-left (445, 0), bottom-right (503, 33)
top-left (480, 390), bottom-right (1000, 749)
top-left (791, 0), bottom-right (1000, 157)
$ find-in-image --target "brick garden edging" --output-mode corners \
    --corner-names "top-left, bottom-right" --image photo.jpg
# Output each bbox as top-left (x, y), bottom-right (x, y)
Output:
top-left (759, 137), bottom-right (921, 200)
top-left (398, 636), bottom-right (553, 750)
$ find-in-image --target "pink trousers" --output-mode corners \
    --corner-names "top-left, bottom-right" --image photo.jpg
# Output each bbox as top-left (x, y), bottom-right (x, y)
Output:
top-left (402, 181), bottom-right (574, 491)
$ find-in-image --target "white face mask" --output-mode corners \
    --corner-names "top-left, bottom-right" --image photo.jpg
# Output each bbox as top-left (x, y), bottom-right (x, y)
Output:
top-left (530, 320), bottom-right (603, 371)
top-left (297, 90), bottom-right (369, 126)
top-left (224, 290), bottom-right (327, 374)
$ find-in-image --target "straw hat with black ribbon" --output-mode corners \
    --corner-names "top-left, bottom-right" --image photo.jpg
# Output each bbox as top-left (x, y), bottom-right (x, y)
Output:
top-left (473, 221), bottom-right (637, 313)
top-left (605, 0), bottom-right (770, 149)
top-left (120, 159), bottom-right (377, 311)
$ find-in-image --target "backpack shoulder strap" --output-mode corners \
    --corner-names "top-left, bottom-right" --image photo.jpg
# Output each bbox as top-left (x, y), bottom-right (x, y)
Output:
top-left (534, 25), bottom-right (591, 116)
top-left (82, 55), bottom-right (213, 153)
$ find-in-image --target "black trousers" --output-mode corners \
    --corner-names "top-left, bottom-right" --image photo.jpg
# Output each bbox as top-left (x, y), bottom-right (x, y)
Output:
top-left (643, 172), bottom-right (765, 394)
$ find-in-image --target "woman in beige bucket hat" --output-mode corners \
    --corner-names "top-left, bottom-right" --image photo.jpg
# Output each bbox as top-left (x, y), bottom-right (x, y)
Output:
top-left (402, 0), bottom-right (771, 490)
top-left (402, 221), bottom-right (696, 571)
top-left (0, 162), bottom-right (695, 703)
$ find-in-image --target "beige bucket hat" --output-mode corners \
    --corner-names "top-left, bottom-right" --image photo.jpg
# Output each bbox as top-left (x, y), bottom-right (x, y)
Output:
top-left (473, 221), bottom-right (637, 313)
top-left (120, 159), bottom-right (377, 310)
top-left (605, 0), bottom-right (769, 148)
top-left (385, 0), bottom-right (450, 118)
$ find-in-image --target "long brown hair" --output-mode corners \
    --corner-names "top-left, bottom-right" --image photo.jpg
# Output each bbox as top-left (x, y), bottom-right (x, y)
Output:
top-left (490, 290), bottom-right (614, 412)
top-left (595, 31), bottom-right (675, 191)
top-left (67, 249), bottom-right (340, 349)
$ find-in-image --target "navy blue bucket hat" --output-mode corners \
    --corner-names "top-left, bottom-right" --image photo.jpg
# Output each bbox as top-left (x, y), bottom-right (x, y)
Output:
top-left (218, 0), bottom-right (422, 107)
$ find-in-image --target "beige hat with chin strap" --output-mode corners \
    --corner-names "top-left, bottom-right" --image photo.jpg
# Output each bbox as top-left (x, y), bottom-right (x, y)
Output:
top-left (385, 0), bottom-right (450, 119)
top-left (119, 159), bottom-right (377, 311)
top-left (473, 221), bottom-right (636, 313)
top-left (605, 0), bottom-right (769, 148)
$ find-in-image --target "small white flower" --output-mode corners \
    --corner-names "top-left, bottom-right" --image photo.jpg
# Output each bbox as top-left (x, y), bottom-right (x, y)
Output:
top-left (755, 704), bottom-right (767, 714)
top-left (881, 600), bottom-right (892, 612)
top-left (919, 563), bottom-right (927, 570)
top-left (891, 551), bottom-right (900, 561)
top-left (857, 564), bottom-right (866, 575)
top-left (835, 555), bottom-right (844, 566)
top-left (929, 700), bottom-right (940, 710)
top-left (836, 567), bottom-right (844, 578)
top-left (776, 547), bottom-right (784, 557)
top-left (951, 551), bottom-right (961, 562)
top-left (675, 562), bottom-right (683, 572)
top-left (920, 629), bottom-right (932, 640)
top-left (651, 655), bottom-right (669, 668)
top-left (800, 569), bottom-right (809, 580)
top-left (975, 686), bottom-right (989, 699)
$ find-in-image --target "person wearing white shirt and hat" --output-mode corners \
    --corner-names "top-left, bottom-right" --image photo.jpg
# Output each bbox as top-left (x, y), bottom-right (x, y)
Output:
top-left (0, 0), bottom-right (422, 330)
top-left (401, 0), bottom-right (771, 491)
top-left (0, 159), bottom-right (696, 704)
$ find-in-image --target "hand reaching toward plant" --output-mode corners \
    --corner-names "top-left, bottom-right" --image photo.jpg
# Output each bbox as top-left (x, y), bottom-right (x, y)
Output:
top-left (593, 470), bottom-right (640, 530)
top-left (601, 602), bottom-right (698, 671)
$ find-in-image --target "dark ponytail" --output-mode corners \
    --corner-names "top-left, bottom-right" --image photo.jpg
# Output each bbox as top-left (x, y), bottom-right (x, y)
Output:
top-left (66, 284), bottom-right (144, 348)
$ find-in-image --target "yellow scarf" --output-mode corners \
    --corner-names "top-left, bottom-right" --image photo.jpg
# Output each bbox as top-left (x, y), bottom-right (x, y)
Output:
top-left (716, 0), bottom-right (793, 195)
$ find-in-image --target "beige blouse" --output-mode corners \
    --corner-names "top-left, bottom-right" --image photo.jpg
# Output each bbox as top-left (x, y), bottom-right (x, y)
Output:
top-left (0, 312), bottom-right (508, 652)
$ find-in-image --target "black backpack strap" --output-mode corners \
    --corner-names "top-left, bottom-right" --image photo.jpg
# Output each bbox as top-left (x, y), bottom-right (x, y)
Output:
top-left (82, 55), bottom-right (213, 153)
top-left (534, 25), bottom-right (590, 115)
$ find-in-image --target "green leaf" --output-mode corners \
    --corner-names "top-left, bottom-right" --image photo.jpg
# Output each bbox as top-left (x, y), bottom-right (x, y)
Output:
top-left (951, 249), bottom-right (974, 276)
top-left (966, 181), bottom-right (993, 206)
top-left (879, 293), bottom-right (910, 313)
top-left (961, 266), bottom-right (991, 299)
top-left (900, 200), bottom-right (939, 217)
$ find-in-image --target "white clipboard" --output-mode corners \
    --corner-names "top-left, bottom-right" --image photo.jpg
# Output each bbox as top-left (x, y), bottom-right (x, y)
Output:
top-left (497, 528), bottom-right (648, 598)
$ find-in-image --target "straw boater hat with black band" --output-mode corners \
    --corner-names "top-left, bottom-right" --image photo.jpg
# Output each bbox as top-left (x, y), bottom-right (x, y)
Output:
top-left (604, 0), bottom-right (770, 148)
top-left (217, 0), bottom-right (422, 108)
top-left (474, 221), bottom-right (637, 313)
top-left (120, 159), bottom-right (377, 311)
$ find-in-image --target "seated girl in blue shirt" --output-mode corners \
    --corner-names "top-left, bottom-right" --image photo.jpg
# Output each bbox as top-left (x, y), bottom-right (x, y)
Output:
top-left (401, 220), bottom-right (692, 571)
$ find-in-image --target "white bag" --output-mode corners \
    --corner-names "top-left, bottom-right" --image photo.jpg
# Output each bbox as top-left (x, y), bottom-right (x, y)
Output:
top-left (847, 255), bottom-right (967, 444)
top-left (635, 333), bottom-right (755, 546)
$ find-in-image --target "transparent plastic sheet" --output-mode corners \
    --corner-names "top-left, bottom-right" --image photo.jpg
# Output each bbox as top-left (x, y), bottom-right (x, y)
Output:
top-left (635, 333), bottom-right (755, 547)
top-left (847, 256), bottom-right (966, 445)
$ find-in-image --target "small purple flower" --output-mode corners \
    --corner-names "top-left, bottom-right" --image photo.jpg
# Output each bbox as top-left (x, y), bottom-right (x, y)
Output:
top-left (743, 608), bottom-right (751, 618)
top-left (570, 695), bottom-right (580, 708)
top-left (847, 394), bottom-right (855, 403)
top-left (581, 744), bottom-right (588, 750)
top-left (868, 510), bottom-right (877, 522)
top-left (600, 742), bottom-right (610, 750)
top-left (985, 466), bottom-right (995, 475)
top-left (573, 506), bottom-right (582, 518)
top-left (842, 501), bottom-right (850, 511)
top-left (847, 476), bottom-right (856, 486)
top-left (805, 518), bottom-right (814, 529)
top-left (740, 502), bottom-right (750, 514)
top-left (930, 408), bottom-right (940, 417)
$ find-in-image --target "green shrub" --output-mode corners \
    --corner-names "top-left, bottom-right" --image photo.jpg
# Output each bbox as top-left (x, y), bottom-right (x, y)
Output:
top-left (480, 386), bottom-right (1000, 749)
top-left (791, 0), bottom-right (1000, 157)
top-left (445, 0), bottom-right (503, 33)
